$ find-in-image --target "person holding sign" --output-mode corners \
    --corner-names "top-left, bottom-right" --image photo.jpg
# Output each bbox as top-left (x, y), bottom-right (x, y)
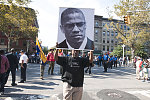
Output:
top-left (55, 42), bottom-right (93, 100)
top-left (58, 8), bottom-right (94, 50)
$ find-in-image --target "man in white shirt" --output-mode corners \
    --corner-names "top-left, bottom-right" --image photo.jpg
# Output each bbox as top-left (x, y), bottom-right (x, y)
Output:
top-left (18, 50), bottom-right (28, 83)
top-left (136, 57), bottom-right (142, 80)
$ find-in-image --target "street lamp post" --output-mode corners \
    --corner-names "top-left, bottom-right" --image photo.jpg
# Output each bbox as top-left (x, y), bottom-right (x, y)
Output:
top-left (122, 44), bottom-right (125, 63)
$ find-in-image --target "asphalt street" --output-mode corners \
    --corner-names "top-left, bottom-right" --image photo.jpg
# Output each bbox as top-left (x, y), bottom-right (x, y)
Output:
top-left (0, 63), bottom-right (150, 100)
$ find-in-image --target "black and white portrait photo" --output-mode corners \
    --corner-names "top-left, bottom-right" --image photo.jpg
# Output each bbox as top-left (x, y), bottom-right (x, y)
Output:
top-left (57, 7), bottom-right (94, 50)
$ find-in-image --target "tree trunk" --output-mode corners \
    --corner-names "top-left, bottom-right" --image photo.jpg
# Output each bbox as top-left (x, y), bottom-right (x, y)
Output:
top-left (7, 38), bottom-right (11, 52)
top-left (131, 47), bottom-right (134, 59)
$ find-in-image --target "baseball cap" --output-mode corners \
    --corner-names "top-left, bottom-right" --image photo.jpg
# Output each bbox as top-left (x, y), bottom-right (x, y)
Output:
top-left (11, 48), bottom-right (15, 51)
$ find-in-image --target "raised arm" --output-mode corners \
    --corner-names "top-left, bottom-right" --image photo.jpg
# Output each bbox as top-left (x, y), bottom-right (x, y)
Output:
top-left (89, 44), bottom-right (94, 63)
top-left (89, 50), bottom-right (93, 63)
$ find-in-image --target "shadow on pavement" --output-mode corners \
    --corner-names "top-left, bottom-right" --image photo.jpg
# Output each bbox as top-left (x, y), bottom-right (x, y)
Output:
top-left (5, 87), bottom-right (23, 93)
top-left (0, 93), bottom-right (49, 100)
top-left (27, 81), bottom-right (59, 87)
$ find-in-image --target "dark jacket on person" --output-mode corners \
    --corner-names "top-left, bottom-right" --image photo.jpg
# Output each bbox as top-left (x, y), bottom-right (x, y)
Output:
top-left (57, 56), bottom-right (89, 87)
top-left (6, 53), bottom-right (18, 69)
top-left (58, 37), bottom-right (94, 50)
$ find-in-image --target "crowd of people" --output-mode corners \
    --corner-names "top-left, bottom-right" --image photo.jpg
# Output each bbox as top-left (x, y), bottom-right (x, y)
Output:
top-left (1, 47), bottom-right (150, 99)
top-left (134, 56), bottom-right (150, 82)
top-left (92, 53), bottom-right (130, 73)
top-left (0, 49), bottom-right (28, 95)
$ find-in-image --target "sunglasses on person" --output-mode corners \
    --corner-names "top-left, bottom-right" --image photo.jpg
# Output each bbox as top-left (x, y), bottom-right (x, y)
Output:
top-left (63, 22), bottom-right (86, 30)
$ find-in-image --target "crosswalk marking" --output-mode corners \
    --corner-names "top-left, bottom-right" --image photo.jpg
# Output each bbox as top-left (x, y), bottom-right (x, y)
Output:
top-left (128, 90), bottom-right (150, 98)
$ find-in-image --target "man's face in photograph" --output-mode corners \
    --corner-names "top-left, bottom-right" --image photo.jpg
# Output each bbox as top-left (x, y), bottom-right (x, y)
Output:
top-left (61, 11), bottom-right (86, 46)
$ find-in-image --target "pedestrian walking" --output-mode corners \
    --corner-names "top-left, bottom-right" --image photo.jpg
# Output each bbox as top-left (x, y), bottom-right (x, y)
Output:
top-left (40, 61), bottom-right (46, 80)
top-left (123, 57), bottom-right (127, 67)
top-left (142, 59), bottom-right (149, 82)
top-left (136, 57), bottom-right (142, 80)
top-left (47, 49), bottom-right (55, 75)
top-left (18, 50), bottom-right (28, 83)
top-left (55, 43), bottom-right (93, 100)
top-left (109, 56), bottom-right (113, 69)
top-left (103, 53), bottom-right (109, 72)
top-left (119, 57), bottom-right (123, 67)
top-left (114, 55), bottom-right (118, 68)
top-left (5, 48), bottom-right (18, 86)
top-left (0, 50), bottom-right (10, 95)
top-left (98, 54), bottom-right (103, 67)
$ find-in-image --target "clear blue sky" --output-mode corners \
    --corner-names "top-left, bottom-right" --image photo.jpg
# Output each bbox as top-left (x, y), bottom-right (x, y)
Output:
top-left (29, 0), bottom-right (120, 48)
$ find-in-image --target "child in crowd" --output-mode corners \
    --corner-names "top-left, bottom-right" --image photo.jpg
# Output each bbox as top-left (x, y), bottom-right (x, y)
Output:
top-left (142, 59), bottom-right (149, 82)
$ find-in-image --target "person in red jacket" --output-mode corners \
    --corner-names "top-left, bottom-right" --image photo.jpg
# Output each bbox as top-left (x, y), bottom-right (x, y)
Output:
top-left (47, 49), bottom-right (55, 75)
top-left (0, 50), bottom-right (10, 95)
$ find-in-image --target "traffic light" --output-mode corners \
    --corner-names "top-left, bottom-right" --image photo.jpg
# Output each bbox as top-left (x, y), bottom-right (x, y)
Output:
top-left (123, 15), bottom-right (131, 24)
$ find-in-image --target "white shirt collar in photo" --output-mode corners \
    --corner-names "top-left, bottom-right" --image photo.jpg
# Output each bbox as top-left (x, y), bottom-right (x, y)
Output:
top-left (66, 36), bottom-right (87, 50)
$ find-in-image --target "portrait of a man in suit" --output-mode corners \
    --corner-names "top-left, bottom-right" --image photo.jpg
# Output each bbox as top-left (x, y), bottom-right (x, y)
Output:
top-left (58, 8), bottom-right (94, 50)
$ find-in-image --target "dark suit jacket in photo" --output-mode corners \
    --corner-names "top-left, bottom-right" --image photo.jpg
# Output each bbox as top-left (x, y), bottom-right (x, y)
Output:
top-left (58, 37), bottom-right (94, 50)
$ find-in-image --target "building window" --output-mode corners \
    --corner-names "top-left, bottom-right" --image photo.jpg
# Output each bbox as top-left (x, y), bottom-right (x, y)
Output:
top-left (103, 23), bottom-right (105, 27)
top-left (0, 39), bottom-right (5, 44)
top-left (127, 33), bottom-right (130, 37)
top-left (95, 46), bottom-right (98, 50)
top-left (115, 32), bottom-right (118, 36)
top-left (107, 46), bottom-right (109, 51)
top-left (111, 31), bottom-right (114, 36)
top-left (107, 38), bottom-right (109, 43)
top-left (95, 22), bottom-right (99, 27)
top-left (103, 31), bottom-right (105, 36)
top-left (107, 31), bottom-right (109, 36)
top-left (127, 26), bottom-right (130, 30)
top-left (115, 39), bottom-right (118, 44)
top-left (107, 23), bottom-right (110, 28)
top-left (16, 40), bottom-right (19, 46)
top-left (95, 39), bottom-right (98, 42)
top-left (111, 46), bottom-right (114, 51)
top-left (124, 33), bottom-right (126, 37)
top-left (111, 39), bottom-right (113, 43)
top-left (95, 29), bottom-right (98, 34)
top-left (120, 25), bottom-right (123, 29)
top-left (124, 25), bottom-right (126, 30)
top-left (1, 32), bottom-right (5, 36)
top-left (103, 46), bottom-right (105, 51)
top-left (103, 38), bottom-right (105, 43)
top-left (119, 38), bottom-right (123, 42)
top-left (23, 40), bottom-right (27, 47)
